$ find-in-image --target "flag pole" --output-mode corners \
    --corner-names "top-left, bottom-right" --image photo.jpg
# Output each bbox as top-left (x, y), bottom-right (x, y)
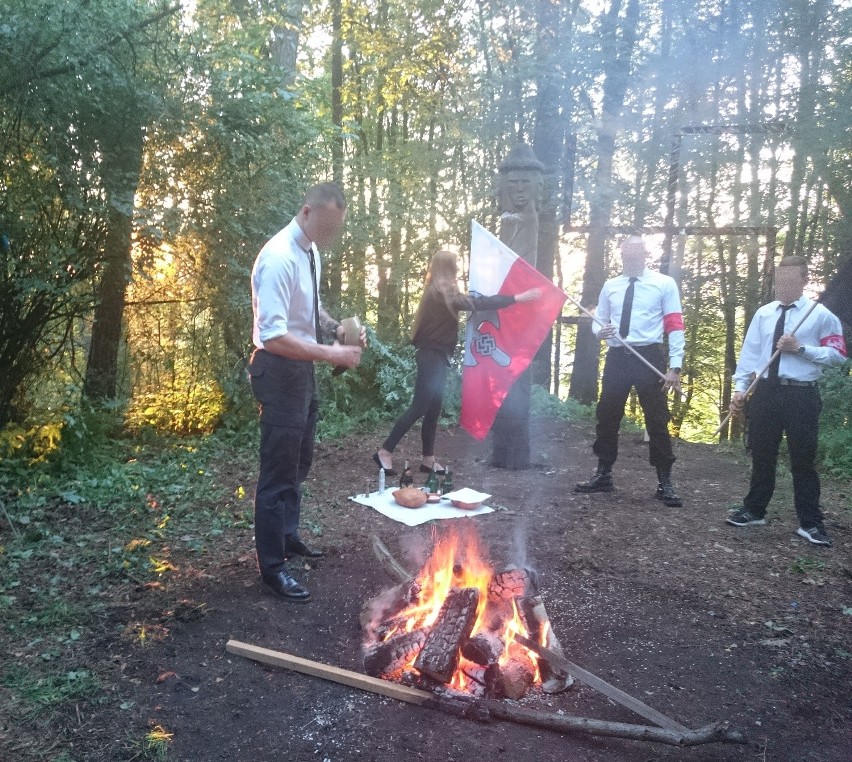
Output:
top-left (564, 293), bottom-right (671, 384)
top-left (715, 299), bottom-right (821, 436)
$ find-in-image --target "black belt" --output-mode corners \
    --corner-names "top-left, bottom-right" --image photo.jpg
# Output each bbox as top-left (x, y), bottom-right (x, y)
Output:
top-left (759, 378), bottom-right (817, 388)
top-left (608, 343), bottom-right (662, 355)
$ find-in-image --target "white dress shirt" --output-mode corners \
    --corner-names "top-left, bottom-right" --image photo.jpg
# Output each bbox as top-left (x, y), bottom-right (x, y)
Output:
top-left (732, 296), bottom-right (847, 392)
top-left (593, 268), bottom-right (686, 368)
top-left (251, 218), bottom-right (321, 349)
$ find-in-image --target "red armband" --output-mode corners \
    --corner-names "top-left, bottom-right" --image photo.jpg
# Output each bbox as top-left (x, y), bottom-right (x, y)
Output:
top-left (821, 334), bottom-right (848, 357)
top-left (663, 312), bottom-right (684, 333)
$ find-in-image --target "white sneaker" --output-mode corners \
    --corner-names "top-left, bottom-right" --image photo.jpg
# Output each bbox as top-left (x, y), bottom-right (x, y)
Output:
top-left (796, 526), bottom-right (832, 546)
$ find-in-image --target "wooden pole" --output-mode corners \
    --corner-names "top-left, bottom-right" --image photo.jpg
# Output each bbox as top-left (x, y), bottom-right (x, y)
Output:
top-left (715, 299), bottom-right (821, 435)
top-left (226, 639), bottom-right (434, 705)
top-left (514, 634), bottom-right (689, 733)
top-left (564, 293), bottom-right (671, 385)
top-left (225, 639), bottom-right (747, 748)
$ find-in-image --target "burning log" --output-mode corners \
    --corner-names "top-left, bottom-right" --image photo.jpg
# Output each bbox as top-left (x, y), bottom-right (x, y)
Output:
top-left (359, 577), bottom-right (421, 633)
top-left (414, 587), bottom-right (480, 683)
top-left (492, 646), bottom-right (536, 700)
top-left (461, 632), bottom-right (505, 666)
top-left (363, 629), bottom-right (427, 679)
top-left (487, 567), bottom-right (536, 601)
top-left (518, 595), bottom-right (573, 694)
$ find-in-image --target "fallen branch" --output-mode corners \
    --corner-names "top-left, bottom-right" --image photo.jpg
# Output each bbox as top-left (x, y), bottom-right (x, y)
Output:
top-left (226, 640), bottom-right (748, 748)
top-left (478, 700), bottom-right (747, 747)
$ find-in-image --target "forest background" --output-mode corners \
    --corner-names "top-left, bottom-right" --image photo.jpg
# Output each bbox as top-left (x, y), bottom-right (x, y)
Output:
top-left (2, 0), bottom-right (851, 457)
top-left (1, 2), bottom-right (851, 757)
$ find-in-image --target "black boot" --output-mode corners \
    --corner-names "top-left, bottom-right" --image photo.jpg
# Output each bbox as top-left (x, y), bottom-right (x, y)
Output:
top-left (654, 468), bottom-right (682, 507)
top-left (575, 464), bottom-right (614, 493)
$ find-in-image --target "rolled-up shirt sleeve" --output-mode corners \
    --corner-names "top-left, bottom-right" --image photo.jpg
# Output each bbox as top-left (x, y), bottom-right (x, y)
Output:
top-left (592, 282), bottom-right (613, 338)
top-left (254, 255), bottom-right (295, 344)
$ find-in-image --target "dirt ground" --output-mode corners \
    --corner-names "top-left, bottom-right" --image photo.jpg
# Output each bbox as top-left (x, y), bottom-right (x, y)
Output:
top-left (16, 417), bottom-right (852, 761)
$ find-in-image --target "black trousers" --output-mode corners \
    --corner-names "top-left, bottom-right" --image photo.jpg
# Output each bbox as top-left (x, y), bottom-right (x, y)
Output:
top-left (383, 347), bottom-right (450, 456)
top-left (743, 381), bottom-right (823, 528)
top-left (249, 349), bottom-right (318, 577)
top-left (593, 345), bottom-right (675, 471)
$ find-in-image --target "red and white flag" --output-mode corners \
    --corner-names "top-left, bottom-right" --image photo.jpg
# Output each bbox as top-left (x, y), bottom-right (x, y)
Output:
top-left (460, 221), bottom-right (567, 440)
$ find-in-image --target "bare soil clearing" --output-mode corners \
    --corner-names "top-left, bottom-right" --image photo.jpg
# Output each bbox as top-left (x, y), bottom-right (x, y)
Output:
top-left (4, 417), bottom-right (851, 761)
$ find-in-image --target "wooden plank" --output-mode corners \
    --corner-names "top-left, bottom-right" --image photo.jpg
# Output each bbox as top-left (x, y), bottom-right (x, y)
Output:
top-left (514, 634), bottom-right (690, 733)
top-left (225, 639), bottom-right (433, 705)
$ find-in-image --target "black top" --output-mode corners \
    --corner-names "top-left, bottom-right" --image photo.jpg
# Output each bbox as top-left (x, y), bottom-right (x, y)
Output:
top-left (411, 288), bottom-right (515, 356)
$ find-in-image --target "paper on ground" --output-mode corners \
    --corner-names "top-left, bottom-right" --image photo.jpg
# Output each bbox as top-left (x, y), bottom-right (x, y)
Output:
top-left (349, 490), bottom-right (493, 527)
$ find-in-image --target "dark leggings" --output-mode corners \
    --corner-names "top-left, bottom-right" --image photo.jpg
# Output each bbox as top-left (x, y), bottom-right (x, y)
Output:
top-left (382, 347), bottom-right (450, 457)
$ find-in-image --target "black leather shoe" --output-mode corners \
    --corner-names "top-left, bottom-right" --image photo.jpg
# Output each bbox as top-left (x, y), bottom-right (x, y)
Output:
top-left (284, 535), bottom-right (325, 558)
top-left (574, 470), bottom-right (614, 493)
top-left (261, 571), bottom-right (311, 602)
top-left (655, 482), bottom-right (682, 507)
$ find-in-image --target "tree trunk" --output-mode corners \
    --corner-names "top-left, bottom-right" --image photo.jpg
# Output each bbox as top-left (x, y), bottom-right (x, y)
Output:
top-left (569, 0), bottom-right (638, 404)
top-left (83, 117), bottom-right (145, 401)
top-left (532, 0), bottom-right (576, 391)
top-left (270, 0), bottom-right (305, 86)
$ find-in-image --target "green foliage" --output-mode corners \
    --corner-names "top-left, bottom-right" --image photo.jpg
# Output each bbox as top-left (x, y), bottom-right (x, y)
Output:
top-left (790, 557), bottom-right (826, 575)
top-left (817, 363), bottom-right (852, 479)
top-left (315, 329), bottom-right (416, 440)
top-left (531, 386), bottom-right (597, 422)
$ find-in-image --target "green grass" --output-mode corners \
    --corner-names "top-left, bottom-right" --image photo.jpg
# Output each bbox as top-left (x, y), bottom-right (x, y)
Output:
top-left (2, 664), bottom-right (101, 720)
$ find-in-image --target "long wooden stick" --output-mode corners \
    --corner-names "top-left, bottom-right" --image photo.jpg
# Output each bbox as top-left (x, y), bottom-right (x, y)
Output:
top-left (226, 639), bottom-right (434, 705)
top-left (481, 701), bottom-right (746, 747)
top-left (565, 293), bottom-right (669, 384)
top-left (715, 299), bottom-right (821, 435)
top-left (226, 639), bottom-right (746, 747)
top-left (514, 634), bottom-right (689, 733)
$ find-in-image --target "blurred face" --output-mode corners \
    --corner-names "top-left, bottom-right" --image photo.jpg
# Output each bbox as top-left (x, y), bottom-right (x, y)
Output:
top-left (299, 202), bottom-right (346, 248)
top-left (774, 265), bottom-right (807, 305)
top-left (620, 240), bottom-right (647, 275)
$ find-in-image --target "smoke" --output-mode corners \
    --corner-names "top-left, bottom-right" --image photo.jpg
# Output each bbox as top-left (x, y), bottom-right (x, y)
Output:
top-left (509, 514), bottom-right (529, 571)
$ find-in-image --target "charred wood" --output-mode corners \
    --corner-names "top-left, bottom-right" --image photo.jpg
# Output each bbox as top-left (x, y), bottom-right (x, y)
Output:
top-left (492, 646), bottom-right (535, 700)
top-left (414, 587), bottom-right (479, 683)
top-left (363, 629), bottom-right (427, 678)
top-left (488, 568), bottom-right (537, 601)
top-left (518, 595), bottom-right (573, 694)
top-left (461, 632), bottom-right (505, 666)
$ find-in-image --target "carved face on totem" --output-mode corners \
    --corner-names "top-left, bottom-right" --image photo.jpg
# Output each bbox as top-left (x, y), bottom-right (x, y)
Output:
top-left (500, 170), bottom-right (539, 214)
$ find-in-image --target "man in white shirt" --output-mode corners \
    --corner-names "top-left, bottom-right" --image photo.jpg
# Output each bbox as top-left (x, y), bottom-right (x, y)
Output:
top-left (726, 256), bottom-right (847, 546)
top-left (575, 235), bottom-right (685, 506)
top-left (250, 183), bottom-right (365, 601)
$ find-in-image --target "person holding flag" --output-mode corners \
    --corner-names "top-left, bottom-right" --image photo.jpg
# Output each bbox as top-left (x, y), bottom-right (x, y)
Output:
top-left (725, 255), bottom-right (847, 546)
top-left (373, 249), bottom-right (541, 476)
top-left (575, 235), bottom-right (685, 506)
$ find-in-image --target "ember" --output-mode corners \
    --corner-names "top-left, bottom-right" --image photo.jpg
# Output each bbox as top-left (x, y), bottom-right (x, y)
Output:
top-left (362, 522), bottom-right (572, 699)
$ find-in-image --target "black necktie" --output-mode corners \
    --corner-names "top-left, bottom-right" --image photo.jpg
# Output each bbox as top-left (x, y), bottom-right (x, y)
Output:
top-left (619, 277), bottom-right (638, 339)
top-left (307, 246), bottom-right (323, 344)
top-left (767, 304), bottom-right (794, 381)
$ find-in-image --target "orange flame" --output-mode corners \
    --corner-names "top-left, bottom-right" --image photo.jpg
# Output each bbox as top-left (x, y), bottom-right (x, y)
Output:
top-left (368, 523), bottom-right (541, 691)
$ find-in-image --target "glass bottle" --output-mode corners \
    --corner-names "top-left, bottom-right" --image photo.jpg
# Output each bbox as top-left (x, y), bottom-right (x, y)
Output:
top-left (440, 469), bottom-right (453, 495)
top-left (424, 465), bottom-right (440, 495)
top-left (399, 461), bottom-right (414, 488)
